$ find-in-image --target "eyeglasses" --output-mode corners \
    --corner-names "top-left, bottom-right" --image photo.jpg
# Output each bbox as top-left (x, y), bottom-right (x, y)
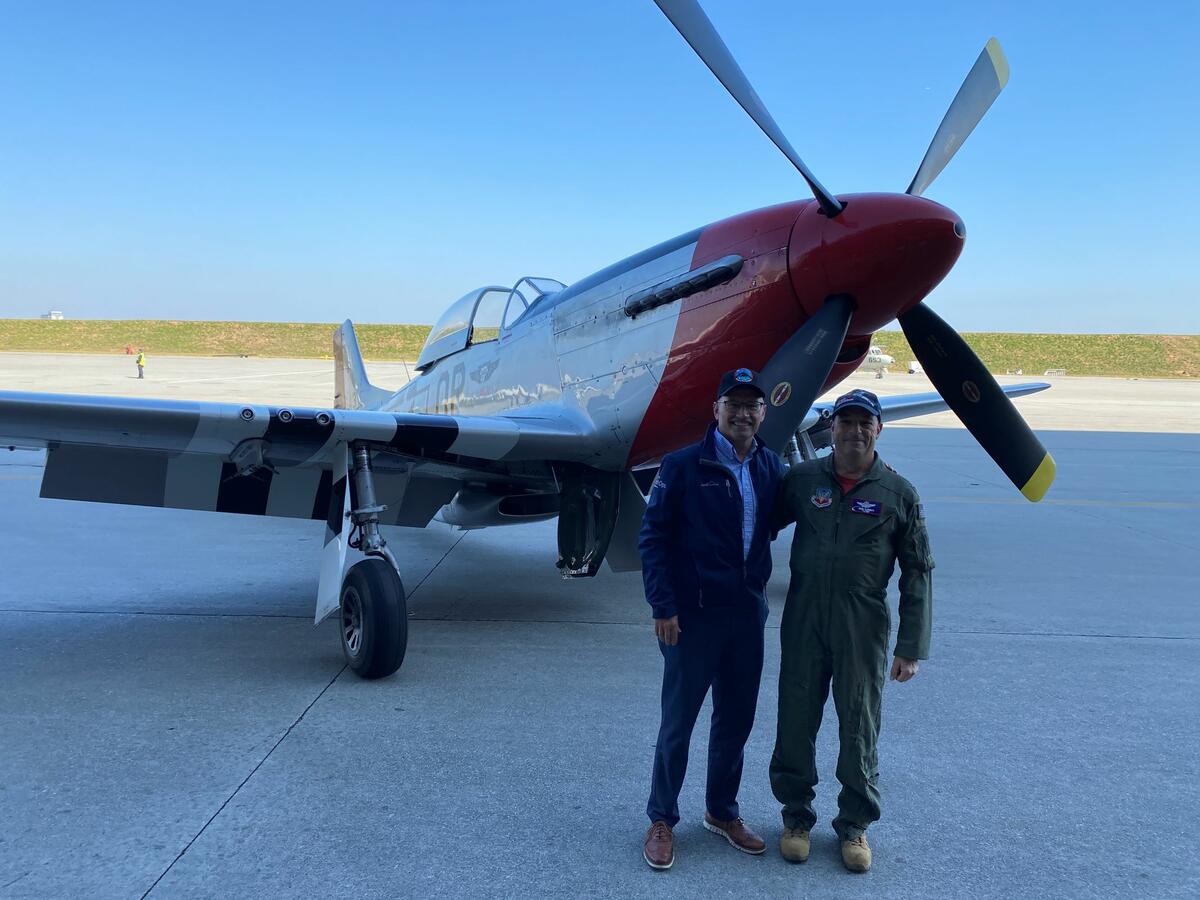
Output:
top-left (719, 399), bottom-right (765, 414)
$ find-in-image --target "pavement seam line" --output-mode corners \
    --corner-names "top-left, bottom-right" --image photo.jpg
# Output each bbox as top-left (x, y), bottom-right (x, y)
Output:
top-left (1038, 500), bottom-right (1199, 552)
top-left (404, 531), bottom-right (470, 607)
top-left (5, 608), bottom-right (309, 619)
top-left (408, 616), bottom-right (1199, 642)
top-left (139, 663), bottom-right (348, 899)
top-left (7, 609), bottom-right (1193, 643)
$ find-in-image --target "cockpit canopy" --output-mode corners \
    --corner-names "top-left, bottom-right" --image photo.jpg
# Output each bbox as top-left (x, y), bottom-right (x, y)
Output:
top-left (416, 276), bottom-right (565, 371)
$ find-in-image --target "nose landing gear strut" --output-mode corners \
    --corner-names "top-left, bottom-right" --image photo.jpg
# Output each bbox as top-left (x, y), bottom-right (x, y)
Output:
top-left (336, 442), bottom-right (408, 679)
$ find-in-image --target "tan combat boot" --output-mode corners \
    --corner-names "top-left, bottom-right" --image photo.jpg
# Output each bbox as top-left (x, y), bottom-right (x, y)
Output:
top-left (841, 834), bottom-right (872, 873)
top-left (780, 827), bottom-right (810, 863)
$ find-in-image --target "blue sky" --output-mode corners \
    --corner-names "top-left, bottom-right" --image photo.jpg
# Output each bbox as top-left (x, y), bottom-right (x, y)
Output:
top-left (1, 0), bottom-right (1196, 332)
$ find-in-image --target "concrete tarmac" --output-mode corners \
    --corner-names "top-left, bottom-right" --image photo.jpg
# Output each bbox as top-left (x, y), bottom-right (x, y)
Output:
top-left (1, 354), bottom-right (1198, 898)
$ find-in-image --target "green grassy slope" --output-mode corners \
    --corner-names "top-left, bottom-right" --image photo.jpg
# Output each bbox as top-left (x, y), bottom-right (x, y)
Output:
top-left (1, 320), bottom-right (1196, 377)
top-left (0, 320), bottom-right (430, 362)
top-left (870, 331), bottom-right (1199, 378)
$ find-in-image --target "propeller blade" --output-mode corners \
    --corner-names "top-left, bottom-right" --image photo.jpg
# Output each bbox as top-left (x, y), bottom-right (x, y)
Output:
top-left (906, 38), bottom-right (1010, 197)
top-left (898, 302), bottom-right (1055, 501)
top-left (654, 0), bottom-right (843, 217)
top-left (755, 294), bottom-right (855, 454)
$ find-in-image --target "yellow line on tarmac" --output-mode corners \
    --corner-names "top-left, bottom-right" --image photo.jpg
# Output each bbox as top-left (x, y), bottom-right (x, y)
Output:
top-left (927, 496), bottom-right (1199, 509)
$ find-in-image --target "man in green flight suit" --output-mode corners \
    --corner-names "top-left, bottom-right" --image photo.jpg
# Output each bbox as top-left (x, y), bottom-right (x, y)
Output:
top-left (770, 388), bottom-right (934, 873)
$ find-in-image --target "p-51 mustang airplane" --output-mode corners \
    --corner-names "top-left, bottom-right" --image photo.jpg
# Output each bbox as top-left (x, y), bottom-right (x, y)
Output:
top-left (0, 0), bottom-right (1055, 680)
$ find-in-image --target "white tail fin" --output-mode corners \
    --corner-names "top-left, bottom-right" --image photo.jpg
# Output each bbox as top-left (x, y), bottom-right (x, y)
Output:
top-left (333, 320), bottom-right (392, 410)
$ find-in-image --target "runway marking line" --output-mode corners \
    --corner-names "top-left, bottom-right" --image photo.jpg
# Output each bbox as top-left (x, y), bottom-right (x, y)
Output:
top-left (162, 368), bottom-right (330, 385)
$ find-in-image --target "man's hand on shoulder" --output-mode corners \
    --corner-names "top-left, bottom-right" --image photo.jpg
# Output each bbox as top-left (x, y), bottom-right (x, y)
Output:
top-left (890, 655), bottom-right (919, 682)
top-left (654, 616), bottom-right (681, 646)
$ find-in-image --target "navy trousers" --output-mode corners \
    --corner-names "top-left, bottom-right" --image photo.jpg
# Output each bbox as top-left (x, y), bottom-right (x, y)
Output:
top-left (646, 603), bottom-right (767, 826)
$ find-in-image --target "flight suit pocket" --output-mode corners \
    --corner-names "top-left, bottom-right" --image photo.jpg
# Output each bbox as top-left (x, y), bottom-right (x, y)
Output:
top-left (848, 511), bottom-right (894, 545)
top-left (907, 519), bottom-right (935, 572)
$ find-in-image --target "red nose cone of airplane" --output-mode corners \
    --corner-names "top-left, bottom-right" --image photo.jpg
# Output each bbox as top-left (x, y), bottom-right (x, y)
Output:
top-left (788, 193), bottom-right (965, 335)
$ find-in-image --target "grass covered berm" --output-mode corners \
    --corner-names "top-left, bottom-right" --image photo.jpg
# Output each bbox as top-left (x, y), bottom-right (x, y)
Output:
top-left (869, 331), bottom-right (1199, 378)
top-left (0, 320), bottom-right (431, 363)
top-left (1, 320), bottom-right (1197, 378)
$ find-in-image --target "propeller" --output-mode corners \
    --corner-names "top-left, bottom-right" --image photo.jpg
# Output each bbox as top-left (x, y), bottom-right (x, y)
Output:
top-left (653, 0), bottom-right (843, 217)
top-left (898, 302), bottom-right (1055, 501)
top-left (654, 3), bottom-right (1052, 499)
top-left (894, 37), bottom-right (1055, 500)
top-left (754, 295), bottom-right (855, 454)
top-left (907, 39), bottom-right (1010, 197)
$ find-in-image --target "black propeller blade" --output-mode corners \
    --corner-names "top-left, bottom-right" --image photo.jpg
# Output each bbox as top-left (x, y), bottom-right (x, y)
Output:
top-left (755, 295), bottom-right (856, 454)
top-left (906, 38), bottom-right (1010, 197)
top-left (653, 0), bottom-right (842, 217)
top-left (898, 302), bottom-right (1055, 500)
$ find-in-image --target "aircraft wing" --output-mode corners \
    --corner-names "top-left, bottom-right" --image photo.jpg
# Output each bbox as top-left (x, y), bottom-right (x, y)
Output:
top-left (0, 390), bottom-right (588, 525)
top-left (812, 382), bottom-right (1051, 424)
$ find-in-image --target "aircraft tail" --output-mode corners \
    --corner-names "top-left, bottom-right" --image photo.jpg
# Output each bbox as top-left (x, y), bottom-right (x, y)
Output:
top-left (333, 320), bottom-right (392, 410)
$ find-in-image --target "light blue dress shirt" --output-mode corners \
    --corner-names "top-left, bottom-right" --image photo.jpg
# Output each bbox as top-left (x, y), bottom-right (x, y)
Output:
top-left (712, 428), bottom-right (758, 560)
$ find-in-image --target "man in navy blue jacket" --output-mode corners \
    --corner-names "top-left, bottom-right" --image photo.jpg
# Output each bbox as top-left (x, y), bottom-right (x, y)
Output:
top-left (639, 367), bottom-right (789, 870)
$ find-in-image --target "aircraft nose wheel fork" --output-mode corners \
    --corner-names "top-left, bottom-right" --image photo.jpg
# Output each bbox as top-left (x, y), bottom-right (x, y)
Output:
top-left (337, 443), bottom-right (408, 679)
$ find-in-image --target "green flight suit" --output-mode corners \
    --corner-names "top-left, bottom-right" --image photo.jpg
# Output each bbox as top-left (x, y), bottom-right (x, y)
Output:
top-left (769, 452), bottom-right (933, 840)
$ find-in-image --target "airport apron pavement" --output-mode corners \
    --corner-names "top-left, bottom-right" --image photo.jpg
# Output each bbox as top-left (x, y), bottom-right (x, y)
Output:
top-left (1, 426), bottom-right (1198, 898)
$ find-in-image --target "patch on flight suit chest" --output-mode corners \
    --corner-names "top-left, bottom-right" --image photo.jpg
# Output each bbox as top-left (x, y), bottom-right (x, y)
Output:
top-left (849, 498), bottom-right (883, 516)
top-left (810, 487), bottom-right (833, 509)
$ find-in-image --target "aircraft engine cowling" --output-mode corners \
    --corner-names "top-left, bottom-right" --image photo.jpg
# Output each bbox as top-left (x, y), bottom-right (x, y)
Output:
top-left (437, 486), bottom-right (561, 529)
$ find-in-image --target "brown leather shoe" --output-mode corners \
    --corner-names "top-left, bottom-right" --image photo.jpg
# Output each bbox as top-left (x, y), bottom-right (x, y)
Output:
top-left (703, 812), bottom-right (766, 855)
top-left (644, 820), bottom-right (674, 870)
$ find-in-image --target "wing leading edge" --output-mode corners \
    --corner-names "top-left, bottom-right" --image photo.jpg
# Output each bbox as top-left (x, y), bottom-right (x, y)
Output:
top-left (0, 390), bottom-right (590, 463)
top-left (811, 382), bottom-right (1051, 424)
top-left (0, 390), bottom-right (590, 524)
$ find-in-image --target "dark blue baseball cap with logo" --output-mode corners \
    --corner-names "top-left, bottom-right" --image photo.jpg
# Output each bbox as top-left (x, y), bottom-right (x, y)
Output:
top-left (832, 388), bottom-right (883, 419)
top-left (717, 367), bottom-right (767, 400)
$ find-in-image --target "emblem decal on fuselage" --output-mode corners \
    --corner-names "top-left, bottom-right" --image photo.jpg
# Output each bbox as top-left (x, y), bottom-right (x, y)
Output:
top-left (771, 381), bottom-right (792, 407)
top-left (470, 359), bottom-right (499, 383)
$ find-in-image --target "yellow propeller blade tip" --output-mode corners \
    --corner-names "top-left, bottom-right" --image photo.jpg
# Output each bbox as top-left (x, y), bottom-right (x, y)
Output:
top-left (985, 37), bottom-right (1010, 89)
top-left (1020, 452), bottom-right (1056, 502)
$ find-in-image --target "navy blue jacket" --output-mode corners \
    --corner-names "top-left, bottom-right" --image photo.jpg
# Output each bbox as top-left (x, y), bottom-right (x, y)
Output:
top-left (639, 423), bottom-right (788, 620)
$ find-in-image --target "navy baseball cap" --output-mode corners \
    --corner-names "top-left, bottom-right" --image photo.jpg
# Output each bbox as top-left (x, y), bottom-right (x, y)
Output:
top-left (832, 389), bottom-right (883, 419)
top-left (717, 367), bottom-right (766, 400)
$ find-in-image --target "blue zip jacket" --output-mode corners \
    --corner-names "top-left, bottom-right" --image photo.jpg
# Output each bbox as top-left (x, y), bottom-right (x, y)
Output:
top-left (639, 422), bottom-right (788, 620)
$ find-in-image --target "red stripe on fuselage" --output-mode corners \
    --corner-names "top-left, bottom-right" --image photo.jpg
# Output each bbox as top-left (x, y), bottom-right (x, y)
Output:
top-left (626, 193), bottom-right (964, 466)
top-left (627, 201), bottom-right (815, 467)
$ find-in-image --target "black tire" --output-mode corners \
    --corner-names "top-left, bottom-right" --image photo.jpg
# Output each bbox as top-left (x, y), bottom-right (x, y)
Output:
top-left (339, 558), bottom-right (407, 679)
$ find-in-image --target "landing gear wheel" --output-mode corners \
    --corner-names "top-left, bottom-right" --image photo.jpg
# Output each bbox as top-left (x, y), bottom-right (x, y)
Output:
top-left (339, 558), bottom-right (407, 679)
